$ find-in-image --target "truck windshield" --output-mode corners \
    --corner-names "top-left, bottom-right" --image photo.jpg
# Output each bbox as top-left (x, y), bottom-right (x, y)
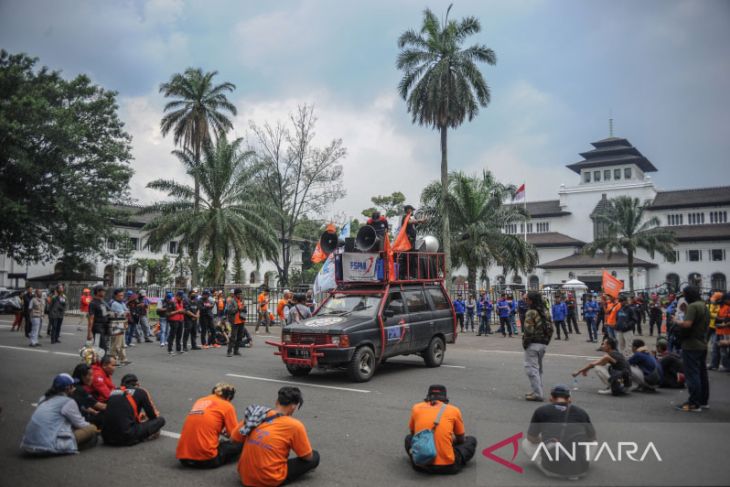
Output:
top-left (317, 294), bottom-right (382, 318)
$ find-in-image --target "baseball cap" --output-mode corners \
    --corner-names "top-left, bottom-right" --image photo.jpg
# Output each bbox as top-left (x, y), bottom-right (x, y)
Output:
top-left (551, 384), bottom-right (571, 398)
top-left (176, 290), bottom-right (185, 296)
top-left (52, 373), bottom-right (75, 390)
top-left (165, 291), bottom-right (173, 299)
top-left (233, 288), bottom-right (243, 295)
top-left (121, 373), bottom-right (139, 387)
top-left (425, 384), bottom-right (449, 402)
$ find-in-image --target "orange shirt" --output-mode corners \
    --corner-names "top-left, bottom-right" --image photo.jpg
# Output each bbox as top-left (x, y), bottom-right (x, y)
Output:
top-left (232, 411), bottom-right (312, 487)
top-left (258, 293), bottom-right (269, 312)
top-left (80, 295), bottom-right (92, 313)
top-left (605, 302), bottom-right (621, 327)
top-left (176, 394), bottom-right (240, 461)
top-left (717, 304), bottom-right (730, 336)
top-left (408, 401), bottom-right (465, 466)
top-left (276, 299), bottom-right (288, 321)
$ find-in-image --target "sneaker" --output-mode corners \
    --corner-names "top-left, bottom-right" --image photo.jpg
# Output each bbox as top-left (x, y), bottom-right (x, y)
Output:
top-left (233, 351), bottom-right (242, 356)
top-left (191, 346), bottom-right (201, 350)
top-left (169, 351), bottom-right (176, 356)
top-left (201, 345), bottom-right (209, 349)
top-left (525, 393), bottom-right (544, 402)
top-left (145, 339), bottom-right (153, 343)
top-left (227, 352), bottom-right (233, 357)
top-left (675, 403), bottom-right (701, 412)
top-left (182, 347), bottom-right (188, 352)
top-left (597, 388), bottom-right (612, 395)
top-left (213, 344), bottom-right (221, 348)
top-left (701, 404), bottom-right (710, 409)
top-left (160, 343), bottom-right (165, 347)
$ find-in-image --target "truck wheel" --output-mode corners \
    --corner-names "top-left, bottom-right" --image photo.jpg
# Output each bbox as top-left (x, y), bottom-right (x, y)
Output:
top-left (347, 346), bottom-right (376, 382)
top-left (286, 364), bottom-right (312, 377)
top-left (423, 336), bottom-right (445, 367)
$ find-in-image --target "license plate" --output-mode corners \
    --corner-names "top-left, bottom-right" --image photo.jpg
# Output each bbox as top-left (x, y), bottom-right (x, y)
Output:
top-left (290, 349), bottom-right (310, 359)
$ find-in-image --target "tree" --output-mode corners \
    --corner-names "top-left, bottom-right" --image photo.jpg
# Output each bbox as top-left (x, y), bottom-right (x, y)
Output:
top-left (0, 50), bottom-right (133, 268)
top-left (361, 192), bottom-right (406, 219)
top-left (397, 5), bottom-right (497, 281)
top-left (584, 196), bottom-right (677, 294)
top-left (142, 136), bottom-right (278, 285)
top-left (134, 256), bottom-right (174, 287)
top-left (250, 104), bottom-right (346, 286)
top-left (159, 68), bottom-right (237, 286)
top-left (420, 171), bottom-right (537, 293)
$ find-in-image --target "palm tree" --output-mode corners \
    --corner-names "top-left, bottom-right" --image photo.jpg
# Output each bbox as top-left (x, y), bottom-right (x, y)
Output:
top-left (159, 68), bottom-right (237, 285)
top-left (397, 5), bottom-right (496, 280)
top-left (141, 137), bottom-right (278, 285)
top-left (420, 171), bottom-right (538, 292)
top-left (584, 196), bottom-right (677, 294)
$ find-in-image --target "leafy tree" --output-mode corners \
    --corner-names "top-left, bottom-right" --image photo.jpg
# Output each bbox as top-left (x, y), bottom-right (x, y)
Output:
top-left (231, 251), bottom-right (244, 284)
top-left (420, 171), bottom-right (537, 293)
top-left (142, 136), bottom-right (278, 285)
top-left (159, 68), bottom-right (237, 285)
top-left (134, 256), bottom-right (174, 287)
top-left (361, 192), bottom-right (406, 219)
top-left (249, 104), bottom-right (346, 285)
top-left (0, 50), bottom-right (133, 268)
top-left (397, 5), bottom-right (496, 280)
top-left (584, 196), bottom-right (677, 294)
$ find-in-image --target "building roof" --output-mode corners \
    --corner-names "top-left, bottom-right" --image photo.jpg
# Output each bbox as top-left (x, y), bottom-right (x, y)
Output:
top-left (590, 194), bottom-right (611, 218)
top-left (506, 199), bottom-right (570, 218)
top-left (665, 224), bottom-right (730, 242)
top-left (538, 251), bottom-right (657, 269)
top-left (111, 204), bottom-right (157, 228)
top-left (526, 232), bottom-right (585, 248)
top-left (649, 186), bottom-right (730, 210)
top-left (566, 136), bottom-right (658, 174)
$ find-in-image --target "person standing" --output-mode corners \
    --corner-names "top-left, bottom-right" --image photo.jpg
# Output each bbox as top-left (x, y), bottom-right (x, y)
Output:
top-left (28, 288), bottom-right (45, 347)
top-left (109, 289), bottom-right (131, 366)
top-left (87, 285), bottom-right (112, 352)
top-left (551, 295), bottom-right (569, 341)
top-left (614, 295), bottom-right (636, 356)
top-left (497, 294), bottom-right (512, 337)
top-left (199, 289), bottom-right (217, 349)
top-left (603, 295), bottom-right (620, 340)
top-left (465, 295), bottom-right (476, 333)
top-left (125, 292), bottom-right (140, 347)
top-left (517, 293), bottom-right (528, 335)
top-left (183, 289), bottom-right (201, 352)
top-left (77, 288), bottom-right (92, 331)
top-left (582, 294), bottom-right (599, 343)
top-left (305, 289), bottom-right (317, 313)
top-left (256, 287), bottom-right (271, 334)
top-left (522, 292), bottom-right (553, 402)
top-left (508, 295), bottom-right (519, 335)
top-left (22, 285), bottom-right (34, 338)
top-left (453, 295), bottom-right (465, 333)
top-left (477, 292), bottom-right (492, 336)
top-left (156, 292), bottom-right (172, 348)
top-left (48, 284), bottom-right (67, 344)
top-left (167, 291), bottom-right (187, 356)
top-left (565, 294), bottom-right (579, 335)
top-left (675, 285), bottom-right (710, 412)
top-left (277, 290), bottom-right (292, 325)
top-left (715, 293), bottom-right (730, 371)
top-left (137, 290), bottom-right (153, 342)
top-left (227, 288), bottom-right (250, 357)
top-left (648, 293), bottom-right (663, 337)
top-left (630, 296), bottom-right (643, 336)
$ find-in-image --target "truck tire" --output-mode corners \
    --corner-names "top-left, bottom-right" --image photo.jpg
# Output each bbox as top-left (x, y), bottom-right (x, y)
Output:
top-left (423, 336), bottom-right (445, 367)
top-left (347, 346), bottom-right (376, 382)
top-left (286, 364), bottom-right (312, 377)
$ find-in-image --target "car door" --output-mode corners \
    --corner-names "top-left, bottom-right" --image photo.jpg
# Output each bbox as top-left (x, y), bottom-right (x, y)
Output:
top-left (382, 289), bottom-right (410, 357)
top-left (403, 286), bottom-right (434, 352)
top-left (425, 285), bottom-right (455, 343)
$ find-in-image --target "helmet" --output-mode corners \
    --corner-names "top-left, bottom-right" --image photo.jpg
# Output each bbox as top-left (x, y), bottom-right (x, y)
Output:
top-left (82, 288), bottom-right (90, 294)
top-left (165, 291), bottom-right (173, 300)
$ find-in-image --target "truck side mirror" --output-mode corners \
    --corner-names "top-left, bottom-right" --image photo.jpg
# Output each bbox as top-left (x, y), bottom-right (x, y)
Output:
top-left (383, 309), bottom-right (395, 318)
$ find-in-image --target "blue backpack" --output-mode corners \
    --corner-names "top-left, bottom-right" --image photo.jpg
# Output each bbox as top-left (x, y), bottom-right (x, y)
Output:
top-left (410, 403), bottom-right (447, 466)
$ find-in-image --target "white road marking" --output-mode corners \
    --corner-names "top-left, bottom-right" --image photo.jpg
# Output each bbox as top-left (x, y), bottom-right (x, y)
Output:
top-left (0, 344), bottom-right (79, 358)
top-left (479, 349), bottom-right (599, 360)
top-left (441, 364), bottom-right (466, 369)
top-left (53, 351), bottom-right (80, 357)
top-left (226, 373), bottom-right (370, 394)
top-left (160, 430), bottom-right (181, 439)
top-left (0, 324), bottom-right (74, 335)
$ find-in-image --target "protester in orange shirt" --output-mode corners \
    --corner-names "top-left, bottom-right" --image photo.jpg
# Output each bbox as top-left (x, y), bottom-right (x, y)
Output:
top-left (77, 288), bottom-right (92, 331)
top-left (276, 290), bottom-right (292, 324)
top-left (176, 383), bottom-right (242, 468)
top-left (232, 387), bottom-right (319, 487)
top-left (405, 385), bottom-right (477, 474)
top-left (256, 287), bottom-right (271, 334)
top-left (603, 295), bottom-right (620, 340)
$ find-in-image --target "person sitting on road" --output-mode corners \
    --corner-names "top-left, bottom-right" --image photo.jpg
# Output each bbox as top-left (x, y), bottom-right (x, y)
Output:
top-left (521, 384), bottom-right (596, 480)
top-left (71, 363), bottom-right (106, 428)
top-left (85, 355), bottom-right (116, 403)
top-left (231, 386), bottom-right (319, 487)
top-left (655, 339), bottom-right (685, 389)
top-left (102, 374), bottom-right (165, 446)
top-left (572, 336), bottom-right (631, 395)
top-left (405, 385), bottom-right (477, 475)
top-left (21, 373), bottom-right (99, 455)
top-left (627, 339), bottom-right (662, 392)
top-left (176, 383), bottom-right (242, 468)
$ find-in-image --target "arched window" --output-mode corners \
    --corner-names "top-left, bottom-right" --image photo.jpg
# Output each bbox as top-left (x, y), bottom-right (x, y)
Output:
top-left (568, 272), bottom-right (576, 279)
top-left (249, 270), bottom-right (261, 284)
top-left (264, 271), bottom-right (277, 288)
top-left (528, 275), bottom-right (539, 290)
top-left (688, 272), bottom-right (702, 288)
top-left (711, 273), bottom-right (726, 291)
top-left (54, 262), bottom-right (64, 274)
top-left (496, 275), bottom-right (506, 286)
top-left (512, 275), bottom-right (522, 285)
top-left (125, 266), bottom-right (138, 287)
top-left (666, 273), bottom-right (680, 292)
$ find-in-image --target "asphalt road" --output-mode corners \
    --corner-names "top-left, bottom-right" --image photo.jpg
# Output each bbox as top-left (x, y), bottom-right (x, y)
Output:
top-left (0, 316), bottom-right (728, 487)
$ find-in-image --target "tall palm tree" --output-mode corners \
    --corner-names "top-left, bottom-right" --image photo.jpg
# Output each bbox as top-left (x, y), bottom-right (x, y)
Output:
top-left (420, 171), bottom-right (538, 292)
top-left (397, 5), bottom-right (496, 280)
top-left (159, 68), bottom-right (237, 285)
top-left (141, 137), bottom-right (278, 285)
top-left (584, 196), bottom-right (677, 294)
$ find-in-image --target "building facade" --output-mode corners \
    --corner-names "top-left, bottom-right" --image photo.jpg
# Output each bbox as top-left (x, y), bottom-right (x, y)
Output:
top-left (474, 136), bottom-right (730, 293)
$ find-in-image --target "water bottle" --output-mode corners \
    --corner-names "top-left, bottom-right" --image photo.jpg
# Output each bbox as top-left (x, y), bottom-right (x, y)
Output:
top-left (572, 376), bottom-right (579, 391)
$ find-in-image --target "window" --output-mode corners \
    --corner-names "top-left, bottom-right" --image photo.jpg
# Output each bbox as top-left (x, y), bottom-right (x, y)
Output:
top-left (386, 291), bottom-right (406, 315)
top-left (710, 211), bottom-right (727, 224)
top-left (711, 273), bottom-right (727, 291)
top-left (687, 250), bottom-right (702, 262)
top-left (688, 212), bottom-right (705, 225)
top-left (667, 214), bottom-right (683, 226)
top-left (536, 222), bottom-right (550, 233)
top-left (688, 272), bottom-right (702, 287)
top-left (404, 289), bottom-right (429, 313)
top-left (168, 241), bottom-right (178, 254)
top-left (130, 237), bottom-right (140, 251)
top-left (593, 170), bottom-right (601, 182)
top-left (614, 169), bottom-right (621, 180)
top-left (426, 287), bottom-right (451, 310)
top-left (512, 275), bottom-right (522, 285)
top-left (584, 172), bottom-right (591, 183)
top-left (526, 223), bottom-right (533, 233)
top-left (106, 239), bottom-right (116, 250)
top-left (528, 275), bottom-right (539, 290)
top-left (665, 250), bottom-right (679, 263)
top-left (624, 167), bottom-right (632, 179)
top-left (504, 224), bottom-right (517, 234)
top-left (604, 169), bottom-right (611, 181)
top-left (711, 249), bottom-right (726, 261)
top-left (666, 273), bottom-right (680, 292)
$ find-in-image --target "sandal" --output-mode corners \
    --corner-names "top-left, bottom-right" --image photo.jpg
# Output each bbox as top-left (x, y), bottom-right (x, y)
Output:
top-left (525, 393), bottom-right (544, 402)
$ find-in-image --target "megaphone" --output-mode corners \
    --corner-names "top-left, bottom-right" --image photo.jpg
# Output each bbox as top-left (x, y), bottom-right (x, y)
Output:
top-left (355, 225), bottom-right (380, 252)
top-left (319, 230), bottom-right (339, 255)
top-left (415, 235), bottom-right (440, 252)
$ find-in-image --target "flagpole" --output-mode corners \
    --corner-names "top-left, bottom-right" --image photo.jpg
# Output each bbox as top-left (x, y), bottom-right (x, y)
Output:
top-left (523, 184), bottom-right (527, 242)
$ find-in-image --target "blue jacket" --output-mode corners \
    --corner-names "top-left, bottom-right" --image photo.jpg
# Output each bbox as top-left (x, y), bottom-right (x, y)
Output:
top-left (477, 299), bottom-right (492, 315)
top-left (453, 299), bottom-right (465, 315)
top-left (517, 300), bottom-right (528, 315)
top-left (497, 299), bottom-right (511, 318)
top-left (465, 300), bottom-right (476, 316)
top-left (628, 351), bottom-right (663, 379)
top-left (551, 302), bottom-right (567, 321)
top-left (583, 300), bottom-right (599, 319)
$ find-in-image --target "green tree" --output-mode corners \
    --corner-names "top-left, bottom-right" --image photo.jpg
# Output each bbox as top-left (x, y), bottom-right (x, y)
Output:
top-left (0, 50), bottom-right (133, 268)
top-left (361, 192), bottom-right (406, 219)
top-left (134, 256), bottom-right (174, 287)
top-left (420, 171), bottom-right (537, 293)
top-left (584, 196), bottom-right (677, 294)
top-left (397, 5), bottom-right (496, 280)
top-left (142, 136), bottom-right (278, 285)
top-left (159, 68), bottom-right (237, 286)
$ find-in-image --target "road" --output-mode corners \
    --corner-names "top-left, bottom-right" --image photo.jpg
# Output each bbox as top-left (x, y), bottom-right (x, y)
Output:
top-left (0, 316), bottom-right (727, 487)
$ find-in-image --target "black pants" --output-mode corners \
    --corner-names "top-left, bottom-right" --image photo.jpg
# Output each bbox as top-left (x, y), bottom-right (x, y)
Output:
top-left (499, 317), bottom-right (512, 337)
top-left (285, 450), bottom-right (320, 484)
top-left (168, 320), bottom-right (183, 352)
top-left (179, 440), bottom-right (243, 469)
top-left (199, 316), bottom-right (215, 345)
top-left (183, 319), bottom-right (198, 349)
top-left (228, 324), bottom-right (251, 353)
top-left (566, 314), bottom-right (579, 334)
top-left (24, 311), bottom-right (32, 337)
top-left (555, 320), bottom-right (569, 339)
top-left (649, 313), bottom-right (662, 336)
top-left (404, 435), bottom-right (477, 474)
top-left (50, 317), bottom-right (64, 342)
top-left (103, 417), bottom-right (166, 446)
top-left (456, 314), bottom-right (464, 331)
top-left (635, 314), bottom-right (643, 335)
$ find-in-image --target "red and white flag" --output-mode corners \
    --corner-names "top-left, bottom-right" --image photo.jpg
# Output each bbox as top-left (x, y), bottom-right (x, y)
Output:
top-left (513, 184), bottom-right (526, 202)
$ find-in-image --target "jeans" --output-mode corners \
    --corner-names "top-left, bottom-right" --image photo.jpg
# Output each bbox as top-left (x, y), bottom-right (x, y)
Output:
top-left (158, 318), bottom-right (169, 345)
top-left (125, 321), bottom-right (140, 345)
top-left (585, 317), bottom-right (597, 342)
top-left (605, 326), bottom-right (616, 339)
top-left (510, 314), bottom-right (518, 334)
top-left (708, 331), bottom-right (720, 369)
top-left (554, 320), bottom-right (568, 339)
top-left (465, 314), bottom-right (475, 331)
top-left (167, 320), bottom-right (183, 352)
top-left (681, 349), bottom-right (709, 407)
top-left (499, 317), bottom-right (512, 337)
top-left (478, 315), bottom-right (491, 335)
top-left (138, 315), bottom-right (151, 338)
top-left (524, 343), bottom-right (546, 398)
top-left (50, 317), bottom-right (64, 343)
top-left (404, 435), bottom-right (477, 474)
top-left (30, 317), bottom-right (41, 345)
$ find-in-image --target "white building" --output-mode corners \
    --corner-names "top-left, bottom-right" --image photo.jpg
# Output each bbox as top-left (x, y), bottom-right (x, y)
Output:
top-left (0, 204), bottom-right (302, 289)
top-left (474, 135), bottom-right (730, 293)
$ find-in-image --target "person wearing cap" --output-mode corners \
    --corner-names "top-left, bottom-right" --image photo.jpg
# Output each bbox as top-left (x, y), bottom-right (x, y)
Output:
top-left (156, 291), bottom-right (173, 348)
top-left (231, 386), bottom-right (319, 486)
top-left (405, 385), bottom-right (477, 474)
top-left (176, 383), bottom-right (242, 468)
top-left (167, 290), bottom-right (187, 355)
top-left (182, 289), bottom-right (202, 352)
top-left (101, 373), bottom-right (165, 446)
top-left (256, 287), bottom-right (271, 334)
top-left (87, 285), bottom-right (112, 352)
top-left (226, 288), bottom-right (251, 357)
top-left (199, 289), bottom-right (218, 349)
top-left (21, 373), bottom-right (99, 455)
top-left (522, 384), bottom-right (596, 480)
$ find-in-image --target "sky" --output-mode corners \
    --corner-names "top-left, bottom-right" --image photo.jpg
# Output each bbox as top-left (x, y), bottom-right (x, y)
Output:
top-left (2, 0), bottom-right (729, 221)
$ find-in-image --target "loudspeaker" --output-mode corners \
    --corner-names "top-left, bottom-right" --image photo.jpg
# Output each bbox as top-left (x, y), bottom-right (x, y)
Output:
top-left (319, 231), bottom-right (339, 255)
top-left (344, 237), bottom-right (356, 252)
top-left (355, 225), bottom-right (380, 252)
